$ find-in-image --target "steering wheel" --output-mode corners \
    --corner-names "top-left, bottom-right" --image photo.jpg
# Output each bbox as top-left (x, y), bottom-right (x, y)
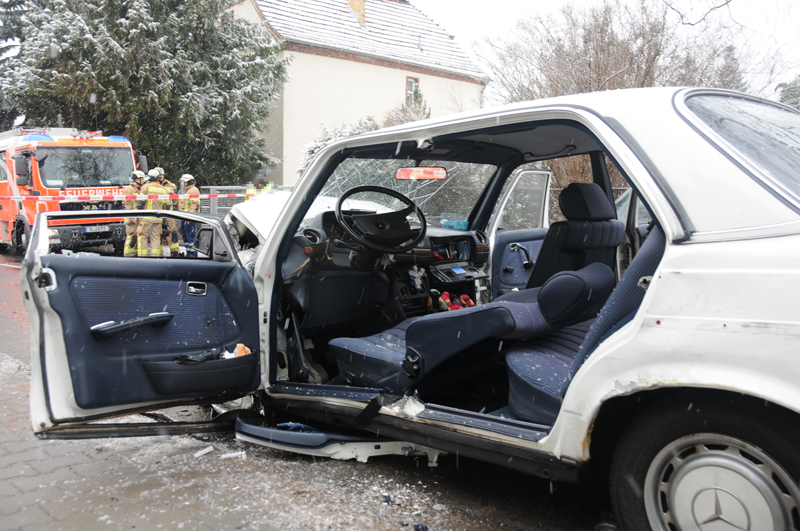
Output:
top-left (335, 186), bottom-right (427, 254)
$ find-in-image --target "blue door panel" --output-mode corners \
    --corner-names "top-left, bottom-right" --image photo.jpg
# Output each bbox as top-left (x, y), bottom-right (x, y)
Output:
top-left (492, 228), bottom-right (548, 297)
top-left (40, 254), bottom-right (260, 410)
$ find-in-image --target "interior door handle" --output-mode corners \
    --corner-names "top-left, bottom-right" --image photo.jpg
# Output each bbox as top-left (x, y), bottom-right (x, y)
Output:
top-left (90, 312), bottom-right (174, 339)
top-left (187, 282), bottom-right (207, 296)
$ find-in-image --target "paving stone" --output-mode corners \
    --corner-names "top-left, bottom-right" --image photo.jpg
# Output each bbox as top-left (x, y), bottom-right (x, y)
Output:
top-left (0, 479), bottom-right (21, 497)
top-left (31, 452), bottom-right (94, 474)
top-left (0, 448), bottom-right (52, 469)
top-left (2, 440), bottom-right (47, 455)
top-left (0, 461), bottom-right (37, 481)
top-left (9, 467), bottom-right (81, 493)
top-left (0, 504), bottom-right (52, 531)
top-left (1, 484), bottom-right (66, 516)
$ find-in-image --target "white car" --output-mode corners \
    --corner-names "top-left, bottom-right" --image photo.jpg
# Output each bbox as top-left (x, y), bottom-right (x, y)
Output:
top-left (22, 87), bottom-right (800, 531)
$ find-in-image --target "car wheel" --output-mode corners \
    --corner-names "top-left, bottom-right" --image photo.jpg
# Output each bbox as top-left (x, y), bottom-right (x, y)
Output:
top-left (610, 395), bottom-right (800, 531)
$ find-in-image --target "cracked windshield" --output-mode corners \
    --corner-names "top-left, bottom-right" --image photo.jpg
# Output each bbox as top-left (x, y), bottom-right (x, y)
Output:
top-left (303, 158), bottom-right (496, 229)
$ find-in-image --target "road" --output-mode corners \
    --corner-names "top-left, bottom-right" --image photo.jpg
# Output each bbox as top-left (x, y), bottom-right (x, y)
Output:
top-left (0, 248), bottom-right (610, 530)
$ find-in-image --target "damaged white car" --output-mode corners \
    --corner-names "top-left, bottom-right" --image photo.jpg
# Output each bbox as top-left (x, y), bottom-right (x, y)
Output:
top-left (22, 87), bottom-right (800, 531)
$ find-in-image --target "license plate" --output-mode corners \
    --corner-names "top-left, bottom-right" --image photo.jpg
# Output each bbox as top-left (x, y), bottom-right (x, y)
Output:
top-left (84, 225), bottom-right (109, 233)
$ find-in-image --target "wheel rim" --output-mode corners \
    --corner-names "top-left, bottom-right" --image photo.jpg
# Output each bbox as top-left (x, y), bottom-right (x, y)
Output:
top-left (644, 433), bottom-right (800, 531)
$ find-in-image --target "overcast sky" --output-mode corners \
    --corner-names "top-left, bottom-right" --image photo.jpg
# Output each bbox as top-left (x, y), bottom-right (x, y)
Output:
top-left (410, 0), bottom-right (800, 97)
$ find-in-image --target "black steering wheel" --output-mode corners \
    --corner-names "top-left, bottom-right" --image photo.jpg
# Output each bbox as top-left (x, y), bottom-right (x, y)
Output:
top-left (334, 186), bottom-right (427, 254)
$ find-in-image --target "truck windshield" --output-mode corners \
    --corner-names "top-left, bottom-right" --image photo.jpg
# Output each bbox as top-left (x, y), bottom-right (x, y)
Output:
top-left (36, 147), bottom-right (134, 188)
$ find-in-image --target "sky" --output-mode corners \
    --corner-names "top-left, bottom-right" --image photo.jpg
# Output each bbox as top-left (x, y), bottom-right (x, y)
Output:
top-left (409, 0), bottom-right (800, 98)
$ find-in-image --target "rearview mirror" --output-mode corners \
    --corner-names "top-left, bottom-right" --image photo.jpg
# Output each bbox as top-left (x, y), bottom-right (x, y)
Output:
top-left (395, 167), bottom-right (447, 181)
top-left (16, 176), bottom-right (29, 187)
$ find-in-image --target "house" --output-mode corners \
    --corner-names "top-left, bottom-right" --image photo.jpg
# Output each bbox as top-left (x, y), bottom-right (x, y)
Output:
top-left (231, 0), bottom-right (486, 186)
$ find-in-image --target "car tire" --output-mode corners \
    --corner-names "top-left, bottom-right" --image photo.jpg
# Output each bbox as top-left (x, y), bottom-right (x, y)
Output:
top-left (610, 394), bottom-right (800, 531)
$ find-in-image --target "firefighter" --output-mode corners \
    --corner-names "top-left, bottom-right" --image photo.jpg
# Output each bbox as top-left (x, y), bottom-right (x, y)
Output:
top-left (137, 170), bottom-right (169, 257)
top-left (245, 169), bottom-right (272, 200)
top-left (155, 167), bottom-right (180, 257)
top-left (122, 171), bottom-right (145, 257)
top-left (178, 174), bottom-right (201, 257)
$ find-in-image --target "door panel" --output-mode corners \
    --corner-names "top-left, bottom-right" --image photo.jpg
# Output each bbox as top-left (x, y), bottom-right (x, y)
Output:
top-left (38, 253), bottom-right (260, 411)
top-left (491, 228), bottom-right (548, 296)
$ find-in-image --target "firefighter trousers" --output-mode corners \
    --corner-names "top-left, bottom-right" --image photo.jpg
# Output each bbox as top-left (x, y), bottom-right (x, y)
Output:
top-left (124, 220), bottom-right (138, 257)
top-left (164, 218), bottom-right (180, 255)
top-left (137, 219), bottom-right (163, 257)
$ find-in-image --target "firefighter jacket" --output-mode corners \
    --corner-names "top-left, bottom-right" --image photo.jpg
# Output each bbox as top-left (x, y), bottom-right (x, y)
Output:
top-left (138, 181), bottom-right (169, 220)
top-left (122, 184), bottom-right (140, 211)
top-left (162, 179), bottom-right (177, 210)
top-left (178, 185), bottom-right (201, 213)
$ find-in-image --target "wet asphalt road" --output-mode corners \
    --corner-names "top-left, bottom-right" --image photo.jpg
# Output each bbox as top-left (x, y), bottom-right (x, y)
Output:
top-left (0, 246), bottom-right (610, 530)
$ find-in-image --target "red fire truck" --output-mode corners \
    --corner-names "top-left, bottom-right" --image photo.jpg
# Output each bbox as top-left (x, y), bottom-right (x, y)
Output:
top-left (0, 127), bottom-right (147, 253)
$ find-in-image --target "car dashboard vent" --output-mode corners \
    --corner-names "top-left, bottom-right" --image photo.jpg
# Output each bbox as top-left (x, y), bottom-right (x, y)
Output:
top-left (302, 229), bottom-right (321, 244)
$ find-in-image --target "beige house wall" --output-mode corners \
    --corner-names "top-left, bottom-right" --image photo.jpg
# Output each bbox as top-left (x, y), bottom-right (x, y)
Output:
top-left (274, 51), bottom-right (483, 186)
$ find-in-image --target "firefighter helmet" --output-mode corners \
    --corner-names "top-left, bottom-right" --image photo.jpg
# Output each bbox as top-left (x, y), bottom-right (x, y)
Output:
top-left (130, 170), bottom-right (146, 182)
top-left (154, 166), bottom-right (165, 176)
top-left (146, 169), bottom-right (160, 181)
top-left (179, 174), bottom-right (196, 187)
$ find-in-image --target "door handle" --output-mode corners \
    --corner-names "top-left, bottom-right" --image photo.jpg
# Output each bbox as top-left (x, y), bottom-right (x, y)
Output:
top-left (187, 282), bottom-right (207, 296)
top-left (90, 312), bottom-right (173, 339)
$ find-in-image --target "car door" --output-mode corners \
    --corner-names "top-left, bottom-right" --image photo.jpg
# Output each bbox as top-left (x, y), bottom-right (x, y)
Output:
top-left (22, 210), bottom-right (261, 434)
top-left (487, 169), bottom-right (550, 298)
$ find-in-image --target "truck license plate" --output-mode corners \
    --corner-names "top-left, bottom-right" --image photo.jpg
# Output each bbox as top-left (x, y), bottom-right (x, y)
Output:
top-left (84, 225), bottom-right (109, 233)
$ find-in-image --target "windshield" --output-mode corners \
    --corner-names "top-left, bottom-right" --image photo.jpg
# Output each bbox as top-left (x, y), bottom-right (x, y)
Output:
top-left (301, 158), bottom-right (497, 229)
top-left (36, 147), bottom-right (135, 188)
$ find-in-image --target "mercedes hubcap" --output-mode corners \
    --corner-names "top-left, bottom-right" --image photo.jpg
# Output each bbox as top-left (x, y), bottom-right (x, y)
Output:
top-left (644, 433), bottom-right (800, 531)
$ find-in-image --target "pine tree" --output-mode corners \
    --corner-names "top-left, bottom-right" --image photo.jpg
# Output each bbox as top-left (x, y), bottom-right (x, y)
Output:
top-left (1, 0), bottom-right (288, 185)
top-left (0, 0), bottom-right (35, 129)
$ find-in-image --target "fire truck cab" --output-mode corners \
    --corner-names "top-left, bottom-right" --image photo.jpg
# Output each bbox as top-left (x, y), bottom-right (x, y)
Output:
top-left (0, 127), bottom-right (146, 253)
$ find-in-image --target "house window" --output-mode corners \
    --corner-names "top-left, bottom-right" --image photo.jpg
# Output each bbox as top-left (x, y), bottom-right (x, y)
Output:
top-left (406, 77), bottom-right (419, 105)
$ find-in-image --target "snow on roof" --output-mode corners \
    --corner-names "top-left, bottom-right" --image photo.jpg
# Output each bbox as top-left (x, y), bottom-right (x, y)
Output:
top-left (256, 0), bottom-right (485, 81)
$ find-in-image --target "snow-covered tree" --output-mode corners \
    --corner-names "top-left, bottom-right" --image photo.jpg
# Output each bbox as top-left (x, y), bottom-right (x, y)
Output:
top-left (296, 117), bottom-right (380, 177)
top-left (297, 87), bottom-right (433, 177)
top-left (2, 0), bottom-right (288, 185)
top-left (0, 0), bottom-right (34, 129)
top-left (778, 75), bottom-right (800, 111)
top-left (383, 85), bottom-right (431, 127)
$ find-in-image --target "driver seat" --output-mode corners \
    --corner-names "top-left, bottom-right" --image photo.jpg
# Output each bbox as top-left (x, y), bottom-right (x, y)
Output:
top-left (329, 262), bottom-right (615, 395)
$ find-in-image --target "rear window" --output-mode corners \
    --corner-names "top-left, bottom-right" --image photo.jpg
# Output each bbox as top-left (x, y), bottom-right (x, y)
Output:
top-left (685, 95), bottom-right (800, 203)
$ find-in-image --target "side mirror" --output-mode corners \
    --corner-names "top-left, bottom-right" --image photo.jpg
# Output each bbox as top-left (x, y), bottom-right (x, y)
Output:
top-left (193, 227), bottom-right (213, 257)
top-left (136, 153), bottom-right (148, 173)
top-left (12, 154), bottom-right (29, 179)
top-left (16, 176), bottom-right (29, 187)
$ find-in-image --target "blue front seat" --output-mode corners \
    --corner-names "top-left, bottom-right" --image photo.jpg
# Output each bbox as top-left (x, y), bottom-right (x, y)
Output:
top-left (524, 182), bottom-right (625, 289)
top-left (329, 262), bottom-right (615, 395)
top-left (505, 226), bottom-right (666, 425)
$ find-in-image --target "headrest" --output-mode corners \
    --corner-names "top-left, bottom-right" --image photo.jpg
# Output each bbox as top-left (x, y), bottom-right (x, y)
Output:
top-left (559, 183), bottom-right (616, 221)
top-left (537, 262), bottom-right (615, 323)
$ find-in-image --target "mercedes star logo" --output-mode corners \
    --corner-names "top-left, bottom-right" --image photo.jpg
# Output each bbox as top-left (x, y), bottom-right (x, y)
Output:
top-left (692, 487), bottom-right (751, 531)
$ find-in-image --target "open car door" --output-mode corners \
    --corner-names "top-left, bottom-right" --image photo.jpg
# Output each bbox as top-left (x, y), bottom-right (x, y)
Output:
top-left (487, 169), bottom-right (550, 298)
top-left (22, 210), bottom-right (261, 437)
